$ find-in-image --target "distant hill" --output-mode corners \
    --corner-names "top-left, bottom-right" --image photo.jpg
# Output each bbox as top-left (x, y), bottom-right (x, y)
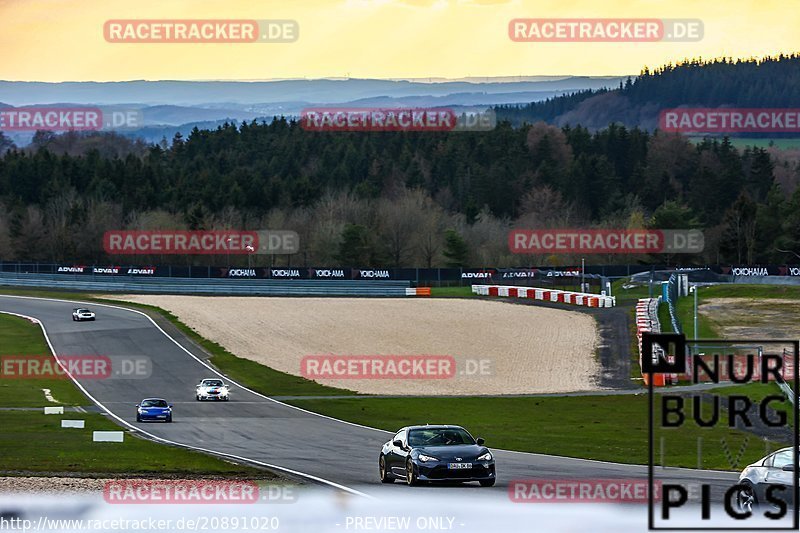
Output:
top-left (0, 77), bottom-right (626, 146)
top-left (497, 54), bottom-right (800, 131)
top-left (0, 77), bottom-right (625, 107)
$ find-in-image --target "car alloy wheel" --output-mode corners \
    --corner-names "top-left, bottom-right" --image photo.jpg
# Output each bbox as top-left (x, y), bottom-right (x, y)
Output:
top-left (379, 455), bottom-right (394, 483)
top-left (136, 414), bottom-right (141, 422)
top-left (737, 483), bottom-right (757, 513)
top-left (166, 415), bottom-right (172, 423)
top-left (406, 459), bottom-right (419, 486)
top-left (479, 478), bottom-right (496, 487)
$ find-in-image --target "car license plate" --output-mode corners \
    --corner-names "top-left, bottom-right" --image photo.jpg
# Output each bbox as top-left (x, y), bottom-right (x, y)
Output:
top-left (157, 415), bottom-right (166, 418)
top-left (448, 463), bottom-right (472, 470)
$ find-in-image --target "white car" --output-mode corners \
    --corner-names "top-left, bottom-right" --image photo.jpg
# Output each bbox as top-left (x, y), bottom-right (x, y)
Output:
top-left (72, 308), bottom-right (95, 321)
top-left (196, 378), bottom-right (230, 401)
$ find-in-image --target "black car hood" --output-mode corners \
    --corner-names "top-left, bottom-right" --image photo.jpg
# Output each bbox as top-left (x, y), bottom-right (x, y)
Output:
top-left (415, 444), bottom-right (488, 460)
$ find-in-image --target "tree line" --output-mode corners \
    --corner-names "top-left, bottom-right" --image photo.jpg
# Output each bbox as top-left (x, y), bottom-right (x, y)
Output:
top-left (0, 96), bottom-right (799, 266)
top-left (496, 54), bottom-right (800, 132)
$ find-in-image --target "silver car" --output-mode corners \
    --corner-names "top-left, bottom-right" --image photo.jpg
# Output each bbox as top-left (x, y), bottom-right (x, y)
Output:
top-left (737, 447), bottom-right (796, 513)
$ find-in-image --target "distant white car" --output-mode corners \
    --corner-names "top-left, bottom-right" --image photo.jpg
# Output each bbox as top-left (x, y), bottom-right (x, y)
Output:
top-left (196, 378), bottom-right (230, 401)
top-left (72, 308), bottom-right (95, 321)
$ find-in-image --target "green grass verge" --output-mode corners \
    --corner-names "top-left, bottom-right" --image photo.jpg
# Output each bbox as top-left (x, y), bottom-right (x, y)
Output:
top-left (430, 286), bottom-right (474, 298)
top-left (712, 382), bottom-right (787, 403)
top-left (657, 288), bottom-right (717, 338)
top-left (0, 411), bottom-right (265, 475)
top-left (0, 303), bottom-right (273, 476)
top-left (287, 395), bottom-right (785, 470)
top-left (0, 314), bottom-right (92, 407)
top-left (611, 278), bottom-right (656, 302)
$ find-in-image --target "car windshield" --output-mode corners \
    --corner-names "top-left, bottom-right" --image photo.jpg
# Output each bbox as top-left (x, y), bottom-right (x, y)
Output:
top-left (77, 309), bottom-right (90, 313)
top-left (203, 380), bottom-right (223, 387)
top-left (141, 399), bottom-right (168, 408)
top-left (408, 428), bottom-right (475, 446)
top-left (772, 450), bottom-right (794, 468)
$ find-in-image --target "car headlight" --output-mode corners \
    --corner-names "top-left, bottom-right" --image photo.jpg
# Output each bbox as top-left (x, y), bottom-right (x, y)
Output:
top-left (477, 452), bottom-right (493, 461)
top-left (418, 454), bottom-right (439, 463)
top-left (137, 408), bottom-right (143, 413)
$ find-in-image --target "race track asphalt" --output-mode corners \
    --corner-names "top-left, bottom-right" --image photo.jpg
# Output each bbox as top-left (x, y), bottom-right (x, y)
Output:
top-left (0, 295), bottom-right (739, 500)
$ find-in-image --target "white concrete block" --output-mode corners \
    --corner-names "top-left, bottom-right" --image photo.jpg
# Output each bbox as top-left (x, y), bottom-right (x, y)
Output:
top-left (93, 431), bottom-right (124, 442)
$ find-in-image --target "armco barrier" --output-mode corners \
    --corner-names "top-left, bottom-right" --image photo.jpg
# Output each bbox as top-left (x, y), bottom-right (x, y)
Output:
top-left (0, 272), bottom-right (422, 297)
top-left (472, 285), bottom-right (615, 308)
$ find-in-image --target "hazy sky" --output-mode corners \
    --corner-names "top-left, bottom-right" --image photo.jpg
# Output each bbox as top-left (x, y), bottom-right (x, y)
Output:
top-left (1, 0), bottom-right (798, 81)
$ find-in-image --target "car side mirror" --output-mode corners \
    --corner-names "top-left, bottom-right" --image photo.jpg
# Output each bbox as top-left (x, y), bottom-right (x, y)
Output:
top-left (476, 437), bottom-right (485, 446)
top-left (168, 404), bottom-right (174, 408)
top-left (782, 464), bottom-right (795, 471)
top-left (392, 439), bottom-right (403, 448)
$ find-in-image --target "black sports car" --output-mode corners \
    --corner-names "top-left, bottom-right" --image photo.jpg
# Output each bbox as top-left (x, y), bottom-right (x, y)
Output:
top-left (737, 446), bottom-right (796, 513)
top-left (379, 425), bottom-right (496, 486)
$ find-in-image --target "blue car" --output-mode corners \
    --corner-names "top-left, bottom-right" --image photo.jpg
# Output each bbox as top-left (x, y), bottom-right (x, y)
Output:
top-left (135, 398), bottom-right (173, 423)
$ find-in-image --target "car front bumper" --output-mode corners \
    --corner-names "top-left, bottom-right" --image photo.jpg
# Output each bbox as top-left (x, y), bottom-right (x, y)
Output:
top-left (415, 462), bottom-right (496, 482)
top-left (198, 392), bottom-right (228, 400)
top-left (138, 412), bottom-right (171, 420)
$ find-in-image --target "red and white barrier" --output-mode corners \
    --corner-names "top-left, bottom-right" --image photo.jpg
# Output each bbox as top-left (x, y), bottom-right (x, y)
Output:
top-left (404, 288), bottom-right (432, 296)
top-left (636, 297), bottom-right (677, 386)
top-left (472, 285), bottom-right (615, 308)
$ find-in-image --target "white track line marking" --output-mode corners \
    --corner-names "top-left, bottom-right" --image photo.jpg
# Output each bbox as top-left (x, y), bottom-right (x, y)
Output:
top-left (41, 388), bottom-right (58, 403)
top-left (0, 305), bottom-right (372, 499)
